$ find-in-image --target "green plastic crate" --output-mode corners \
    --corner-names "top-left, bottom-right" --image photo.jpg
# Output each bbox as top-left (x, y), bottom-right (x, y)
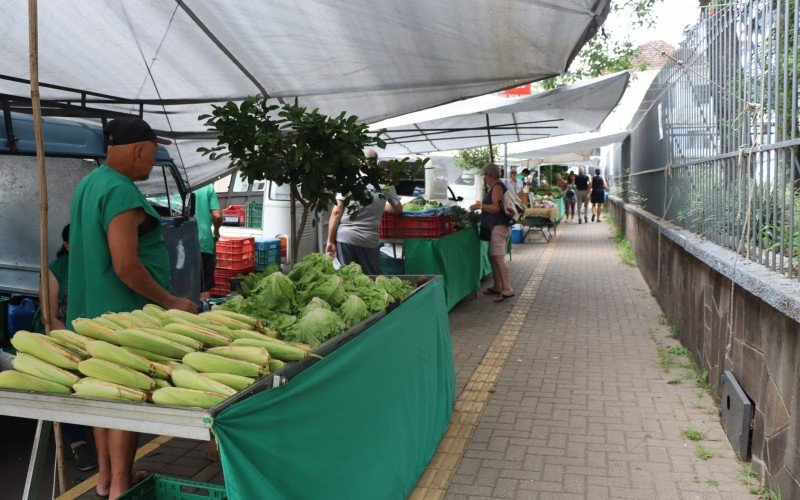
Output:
top-left (245, 201), bottom-right (263, 229)
top-left (119, 475), bottom-right (226, 500)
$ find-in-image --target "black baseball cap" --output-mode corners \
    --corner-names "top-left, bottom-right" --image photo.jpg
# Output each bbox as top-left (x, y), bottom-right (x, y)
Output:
top-left (104, 117), bottom-right (171, 146)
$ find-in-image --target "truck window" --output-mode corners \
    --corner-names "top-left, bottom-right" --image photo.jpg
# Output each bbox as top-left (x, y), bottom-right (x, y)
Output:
top-left (232, 173), bottom-right (250, 193)
top-left (137, 164), bottom-right (183, 217)
top-left (268, 182), bottom-right (291, 201)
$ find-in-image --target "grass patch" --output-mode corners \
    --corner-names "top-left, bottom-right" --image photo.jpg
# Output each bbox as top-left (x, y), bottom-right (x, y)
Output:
top-left (667, 378), bottom-right (682, 385)
top-left (697, 444), bottom-right (714, 460)
top-left (668, 345), bottom-right (689, 356)
top-left (738, 464), bottom-right (758, 484)
top-left (683, 427), bottom-right (706, 441)
top-left (607, 219), bottom-right (637, 267)
top-left (759, 487), bottom-right (782, 500)
top-left (668, 325), bottom-right (680, 339)
top-left (706, 477), bottom-right (719, 487)
top-left (658, 314), bottom-right (668, 325)
top-left (649, 330), bottom-right (674, 372)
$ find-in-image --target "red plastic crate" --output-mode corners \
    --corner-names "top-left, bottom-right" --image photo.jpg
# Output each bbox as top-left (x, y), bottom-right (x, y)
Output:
top-left (216, 237), bottom-right (255, 253)
top-left (379, 213), bottom-right (455, 239)
top-left (222, 205), bottom-right (246, 226)
top-left (209, 266), bottom-right (255, 297)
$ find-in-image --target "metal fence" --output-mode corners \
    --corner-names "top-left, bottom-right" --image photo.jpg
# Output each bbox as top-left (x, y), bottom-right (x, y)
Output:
top-left (614, 0), bottom-right (800, 279)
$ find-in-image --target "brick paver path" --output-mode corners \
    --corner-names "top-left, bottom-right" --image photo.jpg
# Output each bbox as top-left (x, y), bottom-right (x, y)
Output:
top-left (444, 220), bottom-right (753, 499)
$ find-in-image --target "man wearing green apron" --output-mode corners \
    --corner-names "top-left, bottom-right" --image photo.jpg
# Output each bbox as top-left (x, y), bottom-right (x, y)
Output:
top-left (67, 116), bottom-right (197, 499)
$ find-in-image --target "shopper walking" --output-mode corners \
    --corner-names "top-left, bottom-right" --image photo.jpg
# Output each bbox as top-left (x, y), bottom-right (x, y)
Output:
top-left (68, 116), bottom-right (197, 499)
top-left (590, 168), bottom-right (608, 222)
top-left (470, 163), bottom-right (514, 302)
top-left (564, 172), bottom-right (578, 222)
top-left (575, 166), bottom-right (591, 224)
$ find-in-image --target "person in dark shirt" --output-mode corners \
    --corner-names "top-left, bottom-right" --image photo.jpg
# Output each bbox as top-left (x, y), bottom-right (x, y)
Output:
top-left (575, 166), bottom-right (591, 224)
top-left (590, 168), bottom-right (608, 222)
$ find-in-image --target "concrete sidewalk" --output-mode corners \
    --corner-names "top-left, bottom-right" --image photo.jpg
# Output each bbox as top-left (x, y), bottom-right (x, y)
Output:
top-left (63, 219), bottom-right (754, 499)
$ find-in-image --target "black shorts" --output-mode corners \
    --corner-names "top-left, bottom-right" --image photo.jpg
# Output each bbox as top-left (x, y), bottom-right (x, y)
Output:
top-left (201, 252), bottom-right (216, 292)
top-left (591, 191), bottom-right (605, 204)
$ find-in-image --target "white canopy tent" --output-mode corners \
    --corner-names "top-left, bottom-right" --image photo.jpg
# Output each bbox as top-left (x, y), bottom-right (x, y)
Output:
top-left (0, 0), bottom-right (612, 187)
top-left (507, 130), bottom-right (630, 160)
top-left (374, 72), bottom-right (630, 157)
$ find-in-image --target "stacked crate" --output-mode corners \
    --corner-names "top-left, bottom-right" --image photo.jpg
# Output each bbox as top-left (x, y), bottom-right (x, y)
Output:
top-left (378, 213), bottom-right (456, 239)
top-left (209, 237), bottom-right (256, 297)
top-left (245, 201), bottom-right (263, 229)
top-left (222, 205), bottom-right (246, 226)
top-left (255, 238), bottom-right (281, 271)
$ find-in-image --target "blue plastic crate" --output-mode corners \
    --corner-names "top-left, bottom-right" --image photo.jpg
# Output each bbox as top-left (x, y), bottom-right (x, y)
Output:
top-left (255, 238), bottom-right (281, 271)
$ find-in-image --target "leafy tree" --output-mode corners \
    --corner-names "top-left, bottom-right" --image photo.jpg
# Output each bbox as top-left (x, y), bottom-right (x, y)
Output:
top-left (454, 146), bottom-right (498, 172)
top-left (199, 97), bottom-right (426, 262)
top-left (539, 0), bottom-right (664, 89)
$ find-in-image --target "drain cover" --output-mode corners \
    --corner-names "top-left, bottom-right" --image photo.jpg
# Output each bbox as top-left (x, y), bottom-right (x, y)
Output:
top-left (720, 370), bottom-right (753, 460)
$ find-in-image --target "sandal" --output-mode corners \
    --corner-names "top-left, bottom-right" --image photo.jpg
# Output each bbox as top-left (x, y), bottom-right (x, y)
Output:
top-left (482, 288), bottom-right (501, 295)
top-left (493, 293), bottom-right (515, 302)
top-left (93, 490), bottom-right (109, 499)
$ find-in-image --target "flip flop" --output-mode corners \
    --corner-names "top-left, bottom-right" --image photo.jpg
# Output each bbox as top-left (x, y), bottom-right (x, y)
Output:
top-left (95, 471), bottom-right (148, 498)
top-left (482, 288), bottom-right (502, 295)
top-left (93, 490), bottom-right (108, 499)
top-left (493, 293), bottom-right (515, 302)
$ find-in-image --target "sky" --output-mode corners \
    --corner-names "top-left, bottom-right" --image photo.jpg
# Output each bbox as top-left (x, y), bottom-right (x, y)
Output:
top-left (609, 0), bottom-right (701, 47)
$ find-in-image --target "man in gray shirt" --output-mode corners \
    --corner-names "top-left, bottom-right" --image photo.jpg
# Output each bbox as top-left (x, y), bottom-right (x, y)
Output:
top-left (326, 149), bottom-right (403, 274)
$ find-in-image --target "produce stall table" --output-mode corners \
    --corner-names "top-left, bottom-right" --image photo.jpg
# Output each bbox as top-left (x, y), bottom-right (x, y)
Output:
top-left (403, 228), bottom-right (489, 310)
top-left (0, 277), bottom-right (454, 500)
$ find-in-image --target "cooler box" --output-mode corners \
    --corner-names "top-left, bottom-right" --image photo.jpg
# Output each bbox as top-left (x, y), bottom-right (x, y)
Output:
top-left (511, 225), bottom-right (524, 244)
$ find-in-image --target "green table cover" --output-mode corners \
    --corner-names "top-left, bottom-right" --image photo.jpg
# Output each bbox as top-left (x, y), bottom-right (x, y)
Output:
top-left (214, 278), bottom-right (455, 500)
top-left (404, 229), bottom-right (486, 310)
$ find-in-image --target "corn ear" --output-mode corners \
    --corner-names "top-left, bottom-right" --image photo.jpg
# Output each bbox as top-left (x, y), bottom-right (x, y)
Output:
top-left (72, 378), bottom-right (147, 402)
top-left (0, 370), bottom-right (71, 394)
top-left (225, 329), bottom-right (274, 342)
top-left (71, 318), bottom-right (119, 344)
top-left (77, 358), bottom-right (156, 391)
top-left (231, 337), bottom-right (309, 361)
top-left (199, 311), bottom-right (251, 330)
top-left (151, 387), bottom-right (226, 408)
top-left (162, 324), bottom-right (230, 347)
top-left (191, 322), bottom-right (235, 340)
top-left (154, 378), bottom-right (173, 389)
top-left (93, 316), bottom-right (123, 331)
top-left (150, 362), bottom-right (172, 380)
top-left (139, 328), bottom-right (204, 350)
top-left (142, 304), bottom-right (167, 323)
top-left (203, 372), bottom-right (255, 391)
top-left (268, 359), bottom-right (286, 373)
top-left (101, 313), bottom-right (137, 329)
top-left (85, 340), bottom-right (153, 373)
top-left (48, 329), bottom-right (92, 350)
top-left (208, 308), bottom-right (259, 326)
top-left (205, 346), bottom-right (270, 367)
top-left (11, 331), bottom-right (82, 369)
top-left (171, 369), bottom-right (237, 397)
top-left (162, 309), bottom-right (213, 327)
top-left (182, 352), bottom-right (263, 377)
top-left (169, 362), bottom-right (196, 373)
top-left (126, 310), bottom-right (162, 328)
top-left (47, 337), bottom-right (88, 359)
top-left (115, 329), bottom-right (195, 359)
top-left (13, 353), bottom-right (82, 387)
top-left (122, 347), bottom-right (176, 364)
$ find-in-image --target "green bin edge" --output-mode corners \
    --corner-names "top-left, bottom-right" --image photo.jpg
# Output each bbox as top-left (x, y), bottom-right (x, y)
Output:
top-left (118, 474), bottom-right (227, 500)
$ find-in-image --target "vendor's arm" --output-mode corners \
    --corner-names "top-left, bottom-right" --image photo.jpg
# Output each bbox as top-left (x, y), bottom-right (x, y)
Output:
top-left (384, 187), bottom-right (403, 214)
top-left (325, 200), bottom-right (345, 257)
top-left (43, 271), bottom-right (66, 331)
top-left (211, 209), bottom-right (223, 240)
top-left (108, 209), bottom-right (197, 313)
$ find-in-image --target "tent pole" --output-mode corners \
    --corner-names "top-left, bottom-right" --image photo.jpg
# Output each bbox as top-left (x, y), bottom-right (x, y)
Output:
top-left (504, 144), bottom-right (508, 173)
top-left (485, 115), bottom-right (495, 164)
top-left (28, 0), bottom-right (66, 495)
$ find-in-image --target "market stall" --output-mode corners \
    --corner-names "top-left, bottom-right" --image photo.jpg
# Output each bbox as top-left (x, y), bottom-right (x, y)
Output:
top-left (403, 228), bottom-right (491, 310)
top-left (0, 275), bottom-right (454, 499)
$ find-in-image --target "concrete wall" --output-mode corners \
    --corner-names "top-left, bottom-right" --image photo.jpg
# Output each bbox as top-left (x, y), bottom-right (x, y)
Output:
top-left (608, 199), bottom-right (800, 497)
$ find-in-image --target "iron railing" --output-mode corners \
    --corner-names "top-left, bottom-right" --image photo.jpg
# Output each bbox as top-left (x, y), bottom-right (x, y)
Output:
top-left (613, 0), bottom-right (800, 279)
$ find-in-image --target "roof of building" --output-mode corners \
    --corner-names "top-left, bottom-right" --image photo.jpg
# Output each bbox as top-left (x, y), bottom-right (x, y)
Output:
top-left (632, 40), bottom-right (676, 69)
